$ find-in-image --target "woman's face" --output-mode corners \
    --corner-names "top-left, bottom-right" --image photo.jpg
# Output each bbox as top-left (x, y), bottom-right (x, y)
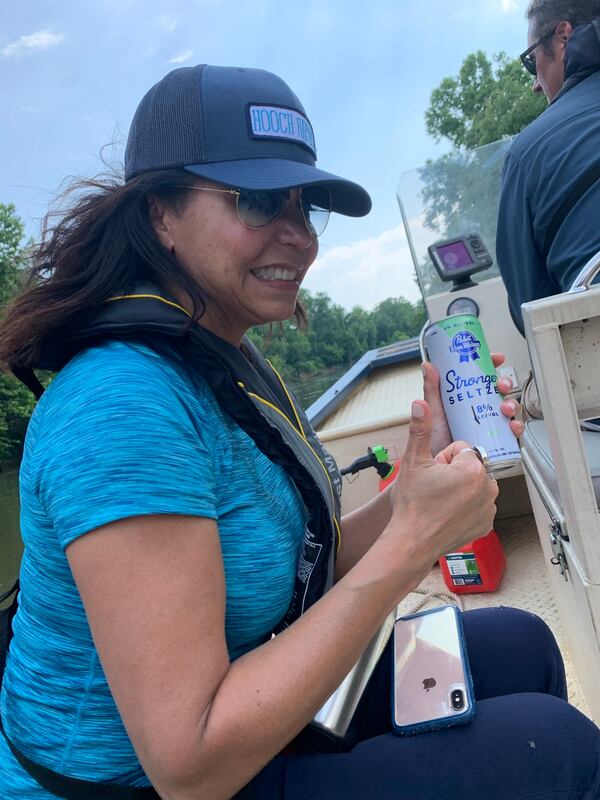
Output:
top-left (151, 183), bottom-right (318, 345)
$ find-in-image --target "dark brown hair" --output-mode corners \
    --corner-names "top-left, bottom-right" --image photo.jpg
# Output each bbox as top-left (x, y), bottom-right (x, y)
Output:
top-left (0, 170), bottom-right (308, 371)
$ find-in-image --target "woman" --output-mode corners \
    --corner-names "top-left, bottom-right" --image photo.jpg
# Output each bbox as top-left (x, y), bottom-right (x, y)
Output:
top-left (0, 64), bottom-right (598, 800)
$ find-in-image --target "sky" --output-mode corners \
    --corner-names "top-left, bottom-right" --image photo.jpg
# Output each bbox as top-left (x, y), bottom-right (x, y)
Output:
top-left (1, 0), bottom-right (532, 311)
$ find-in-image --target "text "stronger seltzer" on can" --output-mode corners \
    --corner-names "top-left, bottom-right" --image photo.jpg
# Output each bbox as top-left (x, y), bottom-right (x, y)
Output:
top-left (423, 314), bottom-right (521, 472)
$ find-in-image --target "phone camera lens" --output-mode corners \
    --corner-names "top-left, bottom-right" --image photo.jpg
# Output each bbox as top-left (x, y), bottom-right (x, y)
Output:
top-left (450, 689), bottom-right (465, 710)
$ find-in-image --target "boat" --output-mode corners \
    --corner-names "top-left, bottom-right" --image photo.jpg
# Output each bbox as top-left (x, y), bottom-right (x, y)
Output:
top-left (306, 139), bottom-right (600, 721)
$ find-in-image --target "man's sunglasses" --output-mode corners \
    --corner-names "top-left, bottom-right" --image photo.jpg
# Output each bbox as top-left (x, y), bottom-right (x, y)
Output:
top-left (519, 29), bottom-right (555, 76)
top-left (189, 185), bottom-right (332, 238)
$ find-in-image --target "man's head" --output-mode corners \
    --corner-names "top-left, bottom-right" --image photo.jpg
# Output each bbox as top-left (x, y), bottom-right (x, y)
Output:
top-left (525, 0), bottom-right (600, 100)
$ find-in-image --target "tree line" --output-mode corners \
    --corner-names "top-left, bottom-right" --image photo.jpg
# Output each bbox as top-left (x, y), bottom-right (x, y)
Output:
top-left (0, 204), bottom-right (37, 467)
top-left (248, 292), bottom-right (426, 379)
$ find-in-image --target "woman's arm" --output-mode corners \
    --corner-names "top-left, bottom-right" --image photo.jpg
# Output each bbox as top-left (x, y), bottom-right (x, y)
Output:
top-left (335, 485), bottom-right (393, 580)
top-left (67, 402), bottom-right (497, 800)
top-left (68, 512), bottom-right (420, 800)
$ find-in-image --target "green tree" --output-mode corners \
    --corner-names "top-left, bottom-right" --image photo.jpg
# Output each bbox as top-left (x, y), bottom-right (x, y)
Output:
top-left (0, 203), bottom-right (37, 466)
top-left (344, 306), bottom-right (376, 364)
top-left (0, 204), bottom-right (25, 307)
top-left (0, 373), bottom-right (36, 464)
top-left (476, 58), bottom-right (547, 145)
top-left (425, 51), bottom-right (546, 149)
top-left (303, 291), bottom-right (347, 369)
top-left (416, 52), bottom-right (547, 294)
top-left (371, 297), bottom-right (424, 345)
top-left (249, 289), bottom-right (426, 407)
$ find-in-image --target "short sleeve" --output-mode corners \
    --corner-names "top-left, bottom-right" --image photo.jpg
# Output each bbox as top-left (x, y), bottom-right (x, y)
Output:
top-left (34, 343), bottom-right (218, 549)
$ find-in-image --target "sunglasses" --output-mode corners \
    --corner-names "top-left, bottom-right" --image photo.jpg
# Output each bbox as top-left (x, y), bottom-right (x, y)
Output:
top-left (189, 185), bottom-right (332, 238)
top-left (519, 29), bottom-right (555, 75)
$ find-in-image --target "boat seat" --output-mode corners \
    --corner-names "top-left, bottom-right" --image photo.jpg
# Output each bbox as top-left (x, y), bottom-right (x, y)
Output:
top-left (522, 421), bottom-right (600, 509)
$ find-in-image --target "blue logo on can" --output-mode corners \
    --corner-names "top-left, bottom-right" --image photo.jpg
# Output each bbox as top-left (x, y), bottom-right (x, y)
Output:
top-left (449, 331), bottom-right (481, 363)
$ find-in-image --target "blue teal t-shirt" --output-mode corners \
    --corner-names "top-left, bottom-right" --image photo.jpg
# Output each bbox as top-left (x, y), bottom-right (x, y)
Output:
top-left (0, 341), bottom-right (308, 796)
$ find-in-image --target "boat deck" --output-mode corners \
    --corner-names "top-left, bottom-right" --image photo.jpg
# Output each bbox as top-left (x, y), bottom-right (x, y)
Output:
top-left (396, 512), bottom-right (591, 719)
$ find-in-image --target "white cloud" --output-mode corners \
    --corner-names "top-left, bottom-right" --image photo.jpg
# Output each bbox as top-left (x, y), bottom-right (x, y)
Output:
top-left (304, 225), bottom-right (422, 310)
top-left (1, 29), bottom-right (64, 59)
top-left (498, 0), bottom-right (518, 10)
top-left (168, 49), bottom-right (194, 65)
top-left (157, 14), bottom-right (178, 33)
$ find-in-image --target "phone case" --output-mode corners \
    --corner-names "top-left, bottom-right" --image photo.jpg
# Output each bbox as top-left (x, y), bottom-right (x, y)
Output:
top-left (391, 605), bottom-right (475, 735)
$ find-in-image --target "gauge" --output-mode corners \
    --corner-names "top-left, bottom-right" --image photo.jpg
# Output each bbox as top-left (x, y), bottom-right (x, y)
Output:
top-left (446, 297), bottom-right (480, 317)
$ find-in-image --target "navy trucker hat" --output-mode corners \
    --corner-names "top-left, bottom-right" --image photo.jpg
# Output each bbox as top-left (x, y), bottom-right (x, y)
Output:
top-left (124, 64), bottom-right (371, 217)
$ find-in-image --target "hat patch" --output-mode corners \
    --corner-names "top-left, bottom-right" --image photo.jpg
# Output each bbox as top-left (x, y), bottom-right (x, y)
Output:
top-left (249, 105), bottom-right (316, 156)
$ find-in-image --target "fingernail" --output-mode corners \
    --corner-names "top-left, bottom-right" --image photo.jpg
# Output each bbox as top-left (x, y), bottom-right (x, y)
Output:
top-left (421, 364), bottom-right (427, 377)
top-left (412, 402), bottom-right (425, 418)
top-left (507, 401), bottom-right (517, 414)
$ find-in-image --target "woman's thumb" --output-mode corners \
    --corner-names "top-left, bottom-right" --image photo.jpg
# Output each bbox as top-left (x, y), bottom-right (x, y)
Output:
top-left (403, 401), bottom-right (434, 467)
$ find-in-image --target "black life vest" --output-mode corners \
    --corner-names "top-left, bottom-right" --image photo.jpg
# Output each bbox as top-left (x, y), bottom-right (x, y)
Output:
top-left (16, 282), bottom-right (341, 630)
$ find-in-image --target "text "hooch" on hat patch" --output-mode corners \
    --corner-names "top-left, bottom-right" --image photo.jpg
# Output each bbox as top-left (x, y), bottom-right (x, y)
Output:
top-left (249, 105), bottom-right (316, 155)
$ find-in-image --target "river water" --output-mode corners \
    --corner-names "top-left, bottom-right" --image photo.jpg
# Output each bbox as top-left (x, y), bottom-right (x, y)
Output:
top-left (0, 470), bottom-right (22, 595)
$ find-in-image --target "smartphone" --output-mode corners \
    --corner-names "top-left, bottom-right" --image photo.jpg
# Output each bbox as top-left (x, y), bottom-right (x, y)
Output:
top-left (391, 605), bottom-right (475, 735)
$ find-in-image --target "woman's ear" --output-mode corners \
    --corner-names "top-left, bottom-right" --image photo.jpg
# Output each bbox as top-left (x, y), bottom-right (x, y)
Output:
top-left (148, 196), bottom-right (175, 250)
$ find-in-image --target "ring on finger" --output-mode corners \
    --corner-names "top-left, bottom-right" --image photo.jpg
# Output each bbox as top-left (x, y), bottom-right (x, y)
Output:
top-left (459, 446), bottom-right (484, 464)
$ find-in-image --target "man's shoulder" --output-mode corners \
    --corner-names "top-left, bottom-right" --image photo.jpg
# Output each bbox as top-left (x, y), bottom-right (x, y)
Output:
top-left (509, 104), bottom-right (566, 160)
top-left (511, 71), bottom-right (600, 161)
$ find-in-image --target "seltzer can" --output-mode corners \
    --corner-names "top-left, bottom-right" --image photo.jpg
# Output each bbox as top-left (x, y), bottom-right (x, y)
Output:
top-left (423, 314), bottom-right (521, 472)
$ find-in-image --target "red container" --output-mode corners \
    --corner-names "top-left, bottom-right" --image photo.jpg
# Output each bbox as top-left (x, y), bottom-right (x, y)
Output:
top-left (439, 530), bottom-right (506, 594)
top-left (378, 459), bottom-right (401, 492)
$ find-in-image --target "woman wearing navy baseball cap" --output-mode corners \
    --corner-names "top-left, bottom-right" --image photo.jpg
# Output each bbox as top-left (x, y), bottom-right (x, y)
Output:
top-left (0, 64), bottom-right (598, 800)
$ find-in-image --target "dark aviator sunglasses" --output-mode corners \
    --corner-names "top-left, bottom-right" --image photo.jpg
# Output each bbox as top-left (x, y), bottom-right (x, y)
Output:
top-left (519, 29), bottom-right (555, 76)
top-left (189, 185), bottom-right (332, 238)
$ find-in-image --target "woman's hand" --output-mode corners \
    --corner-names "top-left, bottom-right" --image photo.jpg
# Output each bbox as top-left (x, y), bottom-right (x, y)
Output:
top-left (423, 352), bottom-right (524, 456)
top-left (385, 400), bottom-right (499, 575)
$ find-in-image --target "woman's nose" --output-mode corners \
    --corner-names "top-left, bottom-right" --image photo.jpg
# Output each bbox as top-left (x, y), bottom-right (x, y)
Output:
top-left (277, 199), bottom-right (315, 249)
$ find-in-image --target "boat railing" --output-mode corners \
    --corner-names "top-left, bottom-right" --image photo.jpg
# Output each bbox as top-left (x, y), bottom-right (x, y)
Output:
top-left (520, 250), bottom-right (600, 718)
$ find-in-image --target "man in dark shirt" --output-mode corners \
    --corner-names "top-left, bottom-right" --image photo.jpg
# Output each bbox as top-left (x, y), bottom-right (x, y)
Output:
top-left (496, 0), bottom-right (600, 335)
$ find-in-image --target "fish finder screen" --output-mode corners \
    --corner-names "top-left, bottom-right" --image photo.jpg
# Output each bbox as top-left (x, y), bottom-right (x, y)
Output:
top-left (436, 241), bottom-right (474, 271)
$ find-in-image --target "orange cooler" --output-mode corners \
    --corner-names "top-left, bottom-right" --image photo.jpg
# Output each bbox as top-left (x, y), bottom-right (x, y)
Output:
top-left (440, 530), bottom-right (506, 594)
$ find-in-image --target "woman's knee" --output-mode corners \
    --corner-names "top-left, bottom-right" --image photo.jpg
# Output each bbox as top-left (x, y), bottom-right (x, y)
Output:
top-left (462, 606), bottom-right (567, 699)
top-left (474, 693), bottom-right (600, 790)
top-left (279, 694), bottom-right (600, 800)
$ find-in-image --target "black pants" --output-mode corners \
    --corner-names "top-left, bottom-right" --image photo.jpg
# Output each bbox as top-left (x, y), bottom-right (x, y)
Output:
top-left (236, 607), bottom-right (600, 799)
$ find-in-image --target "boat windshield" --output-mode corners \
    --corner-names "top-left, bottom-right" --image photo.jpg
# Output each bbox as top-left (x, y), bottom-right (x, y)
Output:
top-left (396, 138), bottom-right (512, 300)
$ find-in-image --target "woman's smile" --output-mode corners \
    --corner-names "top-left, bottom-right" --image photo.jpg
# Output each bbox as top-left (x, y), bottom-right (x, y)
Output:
top-left (250, 265), bottom-right (302, 284)
top-left (152, 184), bottom-right (317, 343)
